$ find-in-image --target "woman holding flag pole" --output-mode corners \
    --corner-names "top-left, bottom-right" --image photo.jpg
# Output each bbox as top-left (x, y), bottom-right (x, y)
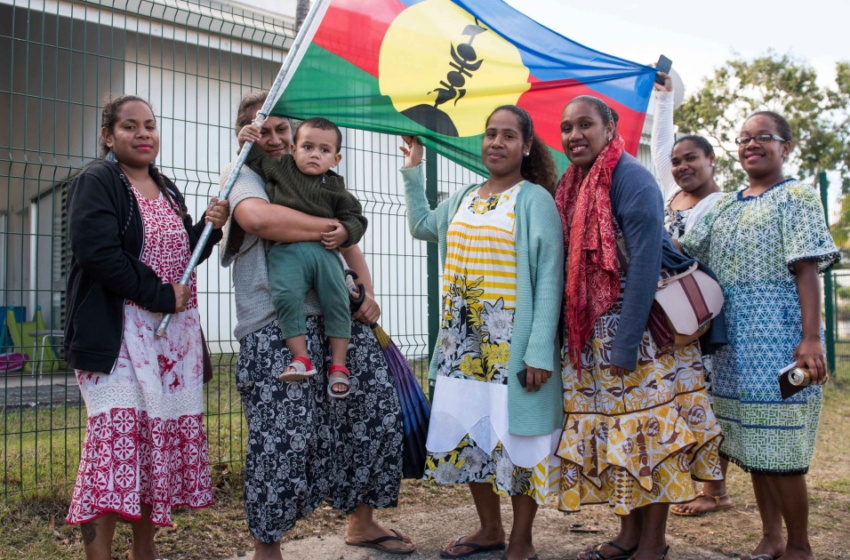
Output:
top-left (220, 92), bottom-right (414, 558)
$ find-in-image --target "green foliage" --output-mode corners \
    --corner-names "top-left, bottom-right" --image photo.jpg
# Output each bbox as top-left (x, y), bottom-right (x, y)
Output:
top-left (674, 52), bottom-right (850, 194)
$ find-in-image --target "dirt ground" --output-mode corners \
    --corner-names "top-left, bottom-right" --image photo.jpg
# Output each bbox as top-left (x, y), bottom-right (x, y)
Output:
top-left (3, 383), bottom-right (849, 560)
top-left (231, 499), bottom-right (731, 560)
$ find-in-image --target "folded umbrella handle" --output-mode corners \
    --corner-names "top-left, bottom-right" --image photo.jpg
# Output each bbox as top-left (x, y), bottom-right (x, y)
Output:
top-left (345, 269), bottom-right (366, 313)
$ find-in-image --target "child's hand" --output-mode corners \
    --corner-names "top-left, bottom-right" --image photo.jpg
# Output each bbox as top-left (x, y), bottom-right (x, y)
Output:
top-left (205, 197), bottom-right (230, 230)
top-left (321, 223), bottom-right (349, 250)
top-left (794, 338), bottom-right (827, 385)
top-left (237, 124), bottom-right (262, 146)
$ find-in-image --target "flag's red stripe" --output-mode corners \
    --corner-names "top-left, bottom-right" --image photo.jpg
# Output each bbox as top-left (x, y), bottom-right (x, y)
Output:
top-left (312, 0), bottom-right (407, 78)
top-left (518, 76), bottom-right (645, 156)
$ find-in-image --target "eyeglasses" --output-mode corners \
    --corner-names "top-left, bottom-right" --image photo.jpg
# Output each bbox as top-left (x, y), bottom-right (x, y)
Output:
top-left (734, 134), bottom-right (786, 146)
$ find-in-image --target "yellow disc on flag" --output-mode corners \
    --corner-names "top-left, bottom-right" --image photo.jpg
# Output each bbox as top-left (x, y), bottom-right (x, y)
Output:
top-left (379, 0), bottom-right (531, 137)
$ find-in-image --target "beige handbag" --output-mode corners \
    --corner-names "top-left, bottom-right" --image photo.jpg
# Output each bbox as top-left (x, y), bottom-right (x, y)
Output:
top-left (649, 263), bottom-right (724, 352)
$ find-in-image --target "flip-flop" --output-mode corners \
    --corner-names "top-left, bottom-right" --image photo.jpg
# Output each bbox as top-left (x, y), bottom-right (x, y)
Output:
top-left (742, 554), bottom-right (782, 560)
top-left (345, 528), bottom-right (415, 555)
top-left (439, 537), bottom-right (507, 558)
top-left (580, 541), bottom-right (637, 560)
top-left (627, 545), bottom-right (670, 559)
top-left (501, 555), bottom-right (539, 560)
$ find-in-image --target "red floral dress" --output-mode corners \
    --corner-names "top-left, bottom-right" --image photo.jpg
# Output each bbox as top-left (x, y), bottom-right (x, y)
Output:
top-left (66, 187), bottom-right (213, 527)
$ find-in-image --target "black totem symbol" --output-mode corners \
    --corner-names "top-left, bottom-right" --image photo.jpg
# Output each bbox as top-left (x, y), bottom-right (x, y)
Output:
top-left (430, 22), bottom-right (487, 107)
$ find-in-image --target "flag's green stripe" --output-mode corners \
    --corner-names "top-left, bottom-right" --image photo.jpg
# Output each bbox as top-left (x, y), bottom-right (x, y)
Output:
top-left (274, 43), bottom-right (569, 178)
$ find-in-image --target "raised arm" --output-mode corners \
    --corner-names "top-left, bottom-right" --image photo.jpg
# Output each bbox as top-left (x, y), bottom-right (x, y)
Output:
top-left (651, 73), bottom-right (678, 198)
top-left (399, 136), bottom-right (439, 243)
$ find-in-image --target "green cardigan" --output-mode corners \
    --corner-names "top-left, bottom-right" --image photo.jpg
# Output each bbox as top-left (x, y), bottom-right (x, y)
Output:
top-left (401, 164), bottom-right (564, 437)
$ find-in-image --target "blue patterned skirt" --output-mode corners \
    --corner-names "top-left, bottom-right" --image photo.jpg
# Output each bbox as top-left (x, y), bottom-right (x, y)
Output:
top-left (711, 284), bottom-right (822, 475)
top-left (235, 317), bottom-right (403, 543)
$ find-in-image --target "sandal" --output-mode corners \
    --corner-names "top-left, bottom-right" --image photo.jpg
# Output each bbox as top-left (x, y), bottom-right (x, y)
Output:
top-left (671, 491), bottom-right (733, 517)
top-left (579, 541), bottom-right (637, 560)
top-left (627, 545), bottom-right (670, 560)
top-left (278, 355), bottom-right (317, 382)
top-left (327, 365), bottom-right (351, 399)
top-left (440, 536), bottom-right (506, 558)
top-left (345, 528), bottom-right (415, 555)
top-left (742, 554), bottom-right (782, 560)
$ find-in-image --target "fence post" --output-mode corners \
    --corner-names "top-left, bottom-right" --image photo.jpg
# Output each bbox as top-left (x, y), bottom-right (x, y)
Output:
top-left (820, 171), bottom-right (836, 373)
top-left (425, 148), bottom-right (439, 399)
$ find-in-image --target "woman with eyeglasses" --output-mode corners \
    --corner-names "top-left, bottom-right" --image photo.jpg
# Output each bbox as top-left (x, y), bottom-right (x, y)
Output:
top-left (680, 111), bottom-right (839, 560)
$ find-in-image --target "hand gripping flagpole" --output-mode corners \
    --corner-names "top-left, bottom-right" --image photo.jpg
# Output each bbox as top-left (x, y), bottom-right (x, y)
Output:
top-left (156, 0), bottom-right (329, 337)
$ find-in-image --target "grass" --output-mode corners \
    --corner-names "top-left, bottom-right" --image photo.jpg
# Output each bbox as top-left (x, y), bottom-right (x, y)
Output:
top-left (0, 355), bottom-right (247, 500)
top-left (1, 356), bottom-right (849, 559)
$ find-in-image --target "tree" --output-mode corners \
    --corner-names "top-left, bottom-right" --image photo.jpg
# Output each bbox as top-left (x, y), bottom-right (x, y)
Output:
top-left (674, 52), bottom-right (850, 194)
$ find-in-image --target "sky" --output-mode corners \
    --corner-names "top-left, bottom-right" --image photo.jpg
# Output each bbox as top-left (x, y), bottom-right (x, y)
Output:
top-left (504, 0), bottom-right (848, 95)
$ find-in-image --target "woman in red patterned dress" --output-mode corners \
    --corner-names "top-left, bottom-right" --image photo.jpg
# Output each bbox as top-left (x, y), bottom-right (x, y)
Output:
top-left (63, 95), bottom-right (229, 560)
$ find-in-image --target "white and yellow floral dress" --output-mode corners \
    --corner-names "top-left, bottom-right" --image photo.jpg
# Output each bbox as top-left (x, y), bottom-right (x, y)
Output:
top-left (423, 184), bottom-right (560, 504)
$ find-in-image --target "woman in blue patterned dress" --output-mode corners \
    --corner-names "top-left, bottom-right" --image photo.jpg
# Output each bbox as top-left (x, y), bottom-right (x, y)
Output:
top-left (680, 111), bottom-right (839, 560)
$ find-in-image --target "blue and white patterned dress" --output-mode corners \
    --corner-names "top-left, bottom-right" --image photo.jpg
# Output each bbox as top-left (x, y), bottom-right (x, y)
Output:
top-left (680, 178), bottom-right (839, 474)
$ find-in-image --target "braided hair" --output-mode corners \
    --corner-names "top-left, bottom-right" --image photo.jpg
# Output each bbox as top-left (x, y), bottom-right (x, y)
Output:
top-left (100, 94), bottom-right (186, 216)
top-left (485, 105), bottom-right (557, 195)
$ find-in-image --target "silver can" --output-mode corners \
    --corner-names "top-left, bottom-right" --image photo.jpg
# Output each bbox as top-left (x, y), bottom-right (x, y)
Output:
top-left (789, 367), bottom-right (812, 387)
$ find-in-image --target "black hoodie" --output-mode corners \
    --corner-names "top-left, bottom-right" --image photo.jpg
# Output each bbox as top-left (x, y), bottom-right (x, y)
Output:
top-left (64, 159), bottom-right (222, 372)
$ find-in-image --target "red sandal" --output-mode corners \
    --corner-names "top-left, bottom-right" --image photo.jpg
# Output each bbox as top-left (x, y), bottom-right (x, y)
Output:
top-left (278, 355), bottom-right (317, 382)
top-left (327, 365), bottom-right (351, 399)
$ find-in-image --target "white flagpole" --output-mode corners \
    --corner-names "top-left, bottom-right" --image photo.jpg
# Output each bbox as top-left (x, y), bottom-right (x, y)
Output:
top-left (156, 0), bottom-right (330, 337)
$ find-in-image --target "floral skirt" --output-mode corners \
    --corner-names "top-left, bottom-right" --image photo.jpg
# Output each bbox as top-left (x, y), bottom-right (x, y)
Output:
top-left (236, 318), bottom-right (403, 544)
top-left (425, 433), bottom-right (559, 505)
top-left (67, 307), bottom-right (212, 527)
top-left (424, 376), bottom-right (560, 505)
top-left (557, 301), bottom-right (723, 515)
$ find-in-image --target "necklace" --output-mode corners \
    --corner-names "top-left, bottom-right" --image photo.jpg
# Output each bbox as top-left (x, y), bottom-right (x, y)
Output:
top-left (479, 180), bottom-right (521, 200)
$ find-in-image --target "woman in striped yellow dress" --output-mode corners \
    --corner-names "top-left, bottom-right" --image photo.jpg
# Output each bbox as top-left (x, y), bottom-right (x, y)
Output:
top-left (400, 106), bottom-right (564, 560)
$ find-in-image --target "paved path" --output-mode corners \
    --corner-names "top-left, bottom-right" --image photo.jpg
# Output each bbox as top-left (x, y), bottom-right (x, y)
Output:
top-left (0, 372), bottom-right (81, 409)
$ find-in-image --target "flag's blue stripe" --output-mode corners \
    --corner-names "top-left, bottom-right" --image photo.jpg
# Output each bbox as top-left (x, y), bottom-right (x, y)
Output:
top-left (450, 0), bottom-right (655, 113)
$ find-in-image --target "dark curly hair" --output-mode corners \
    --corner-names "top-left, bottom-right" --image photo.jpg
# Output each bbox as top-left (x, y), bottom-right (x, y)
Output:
top-left (234, 91), bottom-right (268, 138)
top-left (485, 105), bottom-right (557, 194)
top-left (100, 94), bottom-right (184, 215)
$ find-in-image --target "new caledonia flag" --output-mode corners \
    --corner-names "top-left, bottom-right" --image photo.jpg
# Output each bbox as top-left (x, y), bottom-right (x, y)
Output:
top-left (270, 0), bottom-right (657, 176)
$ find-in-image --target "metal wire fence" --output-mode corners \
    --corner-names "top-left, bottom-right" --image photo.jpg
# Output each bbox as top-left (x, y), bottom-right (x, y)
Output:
top-left (826, 269), bottom-right (850, 382)
top-left (0, 0), bottom-right (482, 499)
top-left (2, 0), bottom-right (843, 502)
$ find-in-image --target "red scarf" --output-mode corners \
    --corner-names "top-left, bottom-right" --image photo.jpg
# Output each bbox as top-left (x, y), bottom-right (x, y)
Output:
top-left (555, 135), bottom-right (624, 372)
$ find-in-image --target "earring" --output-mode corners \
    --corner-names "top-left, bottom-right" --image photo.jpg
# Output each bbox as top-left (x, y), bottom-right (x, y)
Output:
top-left (524, 152), bottom-right (530, 156)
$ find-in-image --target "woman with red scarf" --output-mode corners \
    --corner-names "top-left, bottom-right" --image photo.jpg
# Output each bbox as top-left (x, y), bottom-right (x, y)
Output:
top-left (555, 96), bottom-right (723, 560)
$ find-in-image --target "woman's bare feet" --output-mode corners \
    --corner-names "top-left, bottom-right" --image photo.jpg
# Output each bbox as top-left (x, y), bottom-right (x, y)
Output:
top-left (672, 490), bottom-right (733, 516)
